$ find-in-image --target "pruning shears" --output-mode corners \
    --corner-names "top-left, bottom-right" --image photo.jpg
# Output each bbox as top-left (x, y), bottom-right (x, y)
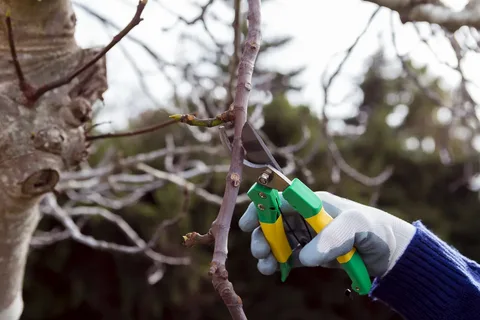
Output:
top-left (219, 122), bottom-right (372, 295)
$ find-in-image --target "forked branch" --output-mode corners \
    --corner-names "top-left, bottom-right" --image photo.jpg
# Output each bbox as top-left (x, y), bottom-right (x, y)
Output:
top-left (5, 0), bottom-right (148, 105)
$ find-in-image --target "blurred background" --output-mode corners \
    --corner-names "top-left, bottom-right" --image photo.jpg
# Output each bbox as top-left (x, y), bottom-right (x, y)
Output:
top-left (23, 0), bottom-right (480, 319)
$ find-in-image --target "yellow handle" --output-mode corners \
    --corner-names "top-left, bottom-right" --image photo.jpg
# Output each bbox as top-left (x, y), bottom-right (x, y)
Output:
top-left (259, 215), bottom-right (292, 263)
top-left (304, 207), bottom-right (356, 263)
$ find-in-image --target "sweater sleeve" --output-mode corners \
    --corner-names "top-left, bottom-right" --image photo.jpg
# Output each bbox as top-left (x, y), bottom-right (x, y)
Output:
top-left (369, 221), bottom-right (480, 320)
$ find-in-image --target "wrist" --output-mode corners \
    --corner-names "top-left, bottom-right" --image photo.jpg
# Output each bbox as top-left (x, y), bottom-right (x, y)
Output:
top-left (369, 221), bottom-right (472, 319)
top-left (382, 219), bottom-right (416, 277)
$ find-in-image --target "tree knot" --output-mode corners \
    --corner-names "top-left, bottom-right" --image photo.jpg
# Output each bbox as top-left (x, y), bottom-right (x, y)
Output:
top-left (60, 97), bottom-right (92, 128)
top-left (32, 126), bottom-right (66, 155)
top-left (21, 169), bottom-right (59, 196)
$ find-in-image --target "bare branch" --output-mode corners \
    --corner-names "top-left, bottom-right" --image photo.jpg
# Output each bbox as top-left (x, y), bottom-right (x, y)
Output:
top-left (182, 231), bottom-right (215, 247)
top-left (226, 0), bottom-right (242, 108)
top-left (8, 0), bottom-right (148, 104)
top-left (321, 7), bottom-right (394, 187)
top-left (59, 145), bottom-right (225, 182)
top-left (169, 109), bottom-right (235, 127)
top-left (86, 117), bottom-right (179, 141)
top-left (42, 194), bottom-right (190, 266)
top-left (4, 11), bottom-right (35, 102)
top-left (136, 163), bottom-right (225, 205)
top-left (365, 0), bottom-right (480, 32)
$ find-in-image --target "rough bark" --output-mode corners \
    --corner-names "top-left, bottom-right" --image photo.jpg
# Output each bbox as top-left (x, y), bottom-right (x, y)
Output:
top-left (0, 1), bottom-right (107, 318)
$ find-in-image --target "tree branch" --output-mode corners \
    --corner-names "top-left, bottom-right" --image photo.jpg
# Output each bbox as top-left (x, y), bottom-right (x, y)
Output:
top-left (4, 11), bottom-right (35, 100)
top-left (226, 0), bottom-right (242, 108)
top-left (7, 0), bottom-right (148, 104)
top-left (169, 109), bottom-right (235, 127)
top-left (42, 194), bottom-right (189, 265)
top-left (364, 0), bottom-right (480, 32)
top-left (86, 117), bottom-right (179, 141)
top-left (208, 1), bottom-right (261, 318)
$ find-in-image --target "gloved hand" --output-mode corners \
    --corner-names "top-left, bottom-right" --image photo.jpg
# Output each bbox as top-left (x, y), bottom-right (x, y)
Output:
top-left (239, 191), bottom-right (416, 278)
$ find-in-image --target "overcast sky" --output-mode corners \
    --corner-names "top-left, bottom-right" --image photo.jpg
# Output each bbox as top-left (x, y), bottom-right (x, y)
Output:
top-left (72, 0), bottom-right (474, 126)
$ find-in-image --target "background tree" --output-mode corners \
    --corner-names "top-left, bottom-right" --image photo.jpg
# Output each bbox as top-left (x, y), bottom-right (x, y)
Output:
top-left (0, 0), bottom-right (479, 319)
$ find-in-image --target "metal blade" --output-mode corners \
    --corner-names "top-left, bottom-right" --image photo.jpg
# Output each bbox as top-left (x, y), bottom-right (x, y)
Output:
top-left (241, 122), bottom-right (282, 172)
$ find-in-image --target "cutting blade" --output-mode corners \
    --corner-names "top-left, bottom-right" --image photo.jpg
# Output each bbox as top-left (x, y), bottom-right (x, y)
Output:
top-left (241, 122), bottom-right (282, 172)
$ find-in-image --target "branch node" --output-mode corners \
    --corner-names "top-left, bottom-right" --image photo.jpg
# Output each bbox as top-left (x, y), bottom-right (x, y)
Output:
top-left (181, 230), bottom-right (214, 247)
top-left (230, 173), bottom-right (241, 187)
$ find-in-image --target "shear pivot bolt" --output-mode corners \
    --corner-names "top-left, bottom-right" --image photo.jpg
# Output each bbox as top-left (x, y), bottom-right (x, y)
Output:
top-left (257, 204), bottom-right (265, 211)
top-left (258, 192), bottom-right (266, 198)
top-left (258, 173), bottom-right (270, 185)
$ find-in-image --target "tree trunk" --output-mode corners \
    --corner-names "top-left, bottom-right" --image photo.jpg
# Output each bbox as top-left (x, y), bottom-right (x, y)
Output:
top-left (0, 1), bottom-right (107, 318)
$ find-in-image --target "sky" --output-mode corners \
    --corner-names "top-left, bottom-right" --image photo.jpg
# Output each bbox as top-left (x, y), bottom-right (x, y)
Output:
top-left (72, 0), bottom-right (474, 126)
top-left (72, 0), bottom-right (479, 189)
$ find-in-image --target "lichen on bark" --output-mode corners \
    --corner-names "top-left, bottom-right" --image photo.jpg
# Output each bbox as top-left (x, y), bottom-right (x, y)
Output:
top-left (0, 1), bottom-right (107, 317)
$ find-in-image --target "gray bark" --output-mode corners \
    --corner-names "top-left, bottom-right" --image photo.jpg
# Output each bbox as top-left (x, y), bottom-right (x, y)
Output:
top-left (0, 1), bottom-right (107, 319)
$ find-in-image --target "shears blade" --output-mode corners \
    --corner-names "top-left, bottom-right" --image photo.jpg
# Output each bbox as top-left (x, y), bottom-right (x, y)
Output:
top-left (218, 122), bottom-right (282, 174)
top-left (241, 122), bottom-right (282, 172)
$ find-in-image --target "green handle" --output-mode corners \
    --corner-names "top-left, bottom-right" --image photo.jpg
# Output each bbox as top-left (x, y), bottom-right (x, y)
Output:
top-left (283, 178), bottom-right (372, 295)
top-left (342, 251), bottom-right (372, 295)
top-left (247, 183), bottom-right (293, 281)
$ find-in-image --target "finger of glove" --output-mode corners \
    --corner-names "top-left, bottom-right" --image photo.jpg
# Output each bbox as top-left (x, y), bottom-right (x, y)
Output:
top-left (257, 253), bottom-right (277, 275)
top-left (299, 209), bottom-right (364, 267)
top-left (239, 194), bottom-right (297, 232)
top-left (251, 227), bottom-right (271, 259)
top-left (239, 202), bottom-right (259, 232)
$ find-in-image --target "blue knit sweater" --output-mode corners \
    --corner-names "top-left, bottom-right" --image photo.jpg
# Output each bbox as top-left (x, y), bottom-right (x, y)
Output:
top-left (369, 221), bottom-right (480, 319)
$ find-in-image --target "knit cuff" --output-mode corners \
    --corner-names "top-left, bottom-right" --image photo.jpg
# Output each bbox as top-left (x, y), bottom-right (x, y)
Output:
top-left (369, 221), bottom-right (472, 320)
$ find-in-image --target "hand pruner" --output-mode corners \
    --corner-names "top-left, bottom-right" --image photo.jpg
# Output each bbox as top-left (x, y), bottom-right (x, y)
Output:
top-left (219, 122), bottom-right (372, 295)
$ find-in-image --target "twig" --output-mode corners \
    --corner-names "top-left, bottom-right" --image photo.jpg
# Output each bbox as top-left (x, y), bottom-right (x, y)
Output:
top-left (43, 194), bottom-right (190, 265)
top-left (182, 231), bottom-right (214, 247)
top-left (135, 163), bottom-right (224, 205)
top-left (5, 11), bottom-right (36, 100)
top-left (86, 117), bottom-right (178, 141)
top-left (226, 0), bottom-right (242, 108)
top-left (60, 145), bottom-right (225, 181)
top-left (321, 7), bottom-right (393, 187)
top-left (8, 0), bottom-right (148, 104)
top-left (85, 121), bottom-right (113, 134)
top-left (158, 0), bottom-right (216, 31)
top-left (169, 109), bottom-right (235, 127)
top-left (364, 0), bottom-right (480, 32)
top-left (322, 7), bottom-right (381, 89)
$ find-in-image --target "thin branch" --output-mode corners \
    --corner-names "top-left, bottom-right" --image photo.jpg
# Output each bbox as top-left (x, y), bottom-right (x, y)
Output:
top-left (86, 117), bottom-right (179, 141)
top-left (43, 194), bottom-right (190, 265)
top-left (364, 0), bottom-right (480, 32)
top-left (158, 0), bottom-right (216, 31)
top-left (10, 0), bottom-right (148, 104)
top-left (321, 7), bottom-right (393, 187)
top-left (59, 145), bottom-right (225, 182)
top-left (136, 163), bottom-right (224, 205)
top-left (183, 231), bottom-right (214, 247)
top-left (322, 7), bottom-right (381, 89)
top-left (4, 10), bottom-right (35, 99)
top-left (169, 109), bottom-right (234, 127)
top-left (226, 0), bottom-right (242, 108)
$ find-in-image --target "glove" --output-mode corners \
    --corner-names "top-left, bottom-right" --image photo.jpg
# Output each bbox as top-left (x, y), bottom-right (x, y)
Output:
top-left (239, 191), bottom-right (416, 278)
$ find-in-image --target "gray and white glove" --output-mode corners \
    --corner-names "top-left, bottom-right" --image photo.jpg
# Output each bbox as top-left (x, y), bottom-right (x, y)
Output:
top-left (239, 191), bottom-right (416, 278)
